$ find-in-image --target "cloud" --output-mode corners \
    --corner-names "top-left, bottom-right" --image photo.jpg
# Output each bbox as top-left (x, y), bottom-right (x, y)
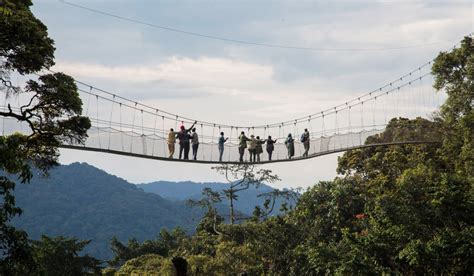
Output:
top-left (53, 57), bottom-right (273, 89)
top-left (32, 0), bottom-right (471, 188)
top-left (52, 56), bottom-right (360, 122)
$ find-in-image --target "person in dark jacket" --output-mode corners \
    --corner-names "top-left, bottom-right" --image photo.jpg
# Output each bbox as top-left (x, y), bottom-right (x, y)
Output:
top-left (177, 121), bottom-right (197, 160)
top-left (285, 133), bottom-right (295, 159)
top-left (255, 136), bottom-right (265, 162)
top-left (266, 136), bottom-right (277, 161)
top-left (238, 131), bottom-right (250, 162)
top-left (301, 128), bottom-right (310, 157)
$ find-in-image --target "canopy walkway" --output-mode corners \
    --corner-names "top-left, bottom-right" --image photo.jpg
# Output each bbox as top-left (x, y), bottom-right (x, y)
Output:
top-left (1, 58), bottom-right (443, 164)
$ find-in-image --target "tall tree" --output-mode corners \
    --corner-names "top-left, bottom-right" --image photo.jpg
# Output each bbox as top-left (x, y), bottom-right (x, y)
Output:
top-left (212, 164), bottom-right (281, 224)
top-left (0, 0), bottom-right (90, 272)
top-left (30, 236), bottom-right (102, 275)
top-left (285, 36), bottom-right (474, 274)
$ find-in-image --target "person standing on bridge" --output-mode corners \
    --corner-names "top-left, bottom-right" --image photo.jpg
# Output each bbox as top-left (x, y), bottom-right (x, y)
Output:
top-left (248, 135), bottom-right (258, 162)
top-left (285, 133), bottom-right (295, 159)
top-left (266, 136), bottom-right (277, 161)
top-left (238, 131), bottom-right (250, 162)
top-left (191, 128), bottom-right (199, 160)
top-left (177, 121), bottom-right (197, 160)
top-left (255, 136), bottom-right (265, 162)
top-left (301, 128), bottom-right (310, 157)
top-left (218, 132), bottom-right (229, 162)
top-left (167, 128), bottom-right (177, 158)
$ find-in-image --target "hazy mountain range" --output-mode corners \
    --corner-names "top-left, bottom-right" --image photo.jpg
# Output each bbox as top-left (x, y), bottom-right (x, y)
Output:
top-left (9, 163), bottom-right (288, 260)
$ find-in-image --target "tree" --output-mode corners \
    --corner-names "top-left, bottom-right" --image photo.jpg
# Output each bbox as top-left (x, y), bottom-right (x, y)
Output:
top-left (0, 0), bottom-right (90, 272)
top-left (117, 254), bottom-right (175, 275)
top-left (187, 188), bottom-right (224, 235)
top-left (0, 1), bottom-right (13, 16)
top-left (431, 35), bottom-right (474, 179)
top-left (30, 236), bottom-right (102, 275)
top-left (109, 228), bottom-right (187, 267)
top-left (281, 37), bottom-right (474, 274)
top-left (212, 164), bottom-right (281, 224)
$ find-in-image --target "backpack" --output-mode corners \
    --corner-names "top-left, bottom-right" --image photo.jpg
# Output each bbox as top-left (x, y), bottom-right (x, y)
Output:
top-left (300, 133), bottom-right (306, 142)
top-left (301, 132), bottom-right (309, 143)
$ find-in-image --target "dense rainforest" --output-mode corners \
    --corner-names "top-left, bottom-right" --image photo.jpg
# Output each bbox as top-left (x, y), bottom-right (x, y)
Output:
top-left (1, 0), bottom-right (473, 275)
top-left (100, 31), bottom-right (474, 276)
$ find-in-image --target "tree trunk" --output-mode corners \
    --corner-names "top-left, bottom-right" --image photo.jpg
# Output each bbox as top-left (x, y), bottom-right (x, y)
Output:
top-left (230, 189), bottom-right (235, 225)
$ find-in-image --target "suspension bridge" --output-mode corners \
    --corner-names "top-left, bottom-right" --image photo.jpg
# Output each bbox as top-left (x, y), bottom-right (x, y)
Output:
top-left (1, 57), bottom-right (444, 164)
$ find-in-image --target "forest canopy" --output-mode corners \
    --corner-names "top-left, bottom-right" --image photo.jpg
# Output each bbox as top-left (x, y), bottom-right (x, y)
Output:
top-left (103, 37), bottom-right (474, 275)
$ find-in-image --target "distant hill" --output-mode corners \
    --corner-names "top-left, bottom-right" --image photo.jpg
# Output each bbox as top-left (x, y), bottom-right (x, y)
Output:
top-left (11, 163), bottom-right (198, 260)
top-left (137, 181), bottom-right (289, 215)
top-left (9, 163), bottom-right (291, 261)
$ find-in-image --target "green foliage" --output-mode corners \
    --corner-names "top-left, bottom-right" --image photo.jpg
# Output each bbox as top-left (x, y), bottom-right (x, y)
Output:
top-left (118, 254), bottom-right (175, 275)
top-left (30, 235), bottom-right (102, 275)
top-left (101, 267), bottom-right (117, 276)
top-left (186, 255), bottom-right (215, 275)
top-left (0, 0), bottom-right (54, 75)
top-left (432, 36), bottom-right (474, 178)
top-left (110, 37), bottom-right (473, 274)
top-left (109, 228), bottom-right (187, 267)
top-left (0, 0), bottom-right (90, 272)
top-left (279, 37), bottom-right (474, 274)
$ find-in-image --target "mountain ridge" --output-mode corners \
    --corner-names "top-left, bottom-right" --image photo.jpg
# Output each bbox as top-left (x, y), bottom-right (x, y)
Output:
top-left (10, 162), bottom-right (286, 260)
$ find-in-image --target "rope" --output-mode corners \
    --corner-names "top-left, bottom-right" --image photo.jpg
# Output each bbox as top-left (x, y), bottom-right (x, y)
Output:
top-left (201, 124), bottom-right (205, 160)
top-left (152, 110), bottom-right (158, 156)
top-left (59, 0), bottom-right (446, 52)
top-left (119, 103), bottom-right (124, 151)
top-left (334, 111), bottom-right (339, 150)
top-left (57, 43), bottom-right (448, 129)
top-left (65, 64), bottom-right (434, 130)
top-left (348, 106), bottom-right (354, 147)
top-left (321, 114), bottom-right (326, 137)
top-left (210, 124), bottom-right (216, 161)
top-left (308, 117), bottom-right (315, 155)
top-left (372, 97), bottom-right (376, 128)
top-left (294, 122), bottom-right (301, 157)
top-left (96, 95), bottom-right (101, 148)
top-left (130, 103), bottom-right (137, 153)
top-left (85, 86), bottom-right (92, 116)
top-left (420, 76), bottom-right (426, 113)
top-left (141, 110), bottom-right (145, 154)
top-left (107, 96), bottom-right (114, 150)
top-left (162, 116), bottom-right (166, 157)
top-left (228, 126), bottom-right (233, 161)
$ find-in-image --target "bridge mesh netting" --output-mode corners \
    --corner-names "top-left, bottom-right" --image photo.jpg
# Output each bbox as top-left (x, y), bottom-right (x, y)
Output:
top-left (1, 59), bottom-right (444, 164)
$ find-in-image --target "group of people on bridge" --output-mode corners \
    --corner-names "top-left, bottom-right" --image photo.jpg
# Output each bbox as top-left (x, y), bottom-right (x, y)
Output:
top-left (167, 121), bottom-right (311, 162)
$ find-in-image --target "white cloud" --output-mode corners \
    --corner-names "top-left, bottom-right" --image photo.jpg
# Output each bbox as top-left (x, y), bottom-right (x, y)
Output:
top-left (53, 57), bottom-right (273, 90)
top-left (31, 0), bottom-right (471, 188)
top-left (52, 57), bottom-right (359, 123)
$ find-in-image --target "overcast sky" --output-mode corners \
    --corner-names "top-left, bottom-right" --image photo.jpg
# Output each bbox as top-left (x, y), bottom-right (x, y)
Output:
top-left (30, 0), bottom-right (472, 189)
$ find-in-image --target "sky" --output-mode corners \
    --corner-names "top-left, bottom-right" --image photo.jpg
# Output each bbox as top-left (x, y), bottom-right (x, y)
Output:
top-left (28, 0), bottom-right (472, 189)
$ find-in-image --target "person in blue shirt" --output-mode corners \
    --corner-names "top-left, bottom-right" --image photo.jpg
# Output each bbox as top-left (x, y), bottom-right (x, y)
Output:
top-left (218, 132), bottom-right (229, 162)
